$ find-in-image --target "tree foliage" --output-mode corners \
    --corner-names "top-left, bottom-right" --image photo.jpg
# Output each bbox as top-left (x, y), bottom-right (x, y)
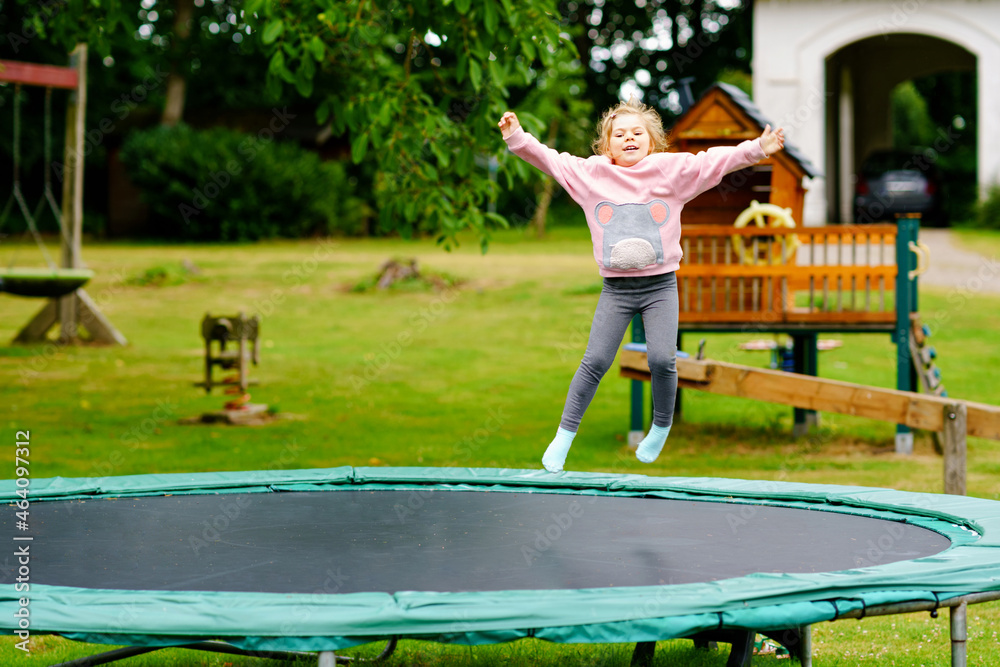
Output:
top-left (120, 123), bottom-right (367, 240)
top-left (2, 0), bottom-right (273, 114)
top-left (244, 0), bottom-right (584, 249)
top-left (565, 0), bottom-right (752, 117)
top-left (1, 0), bottom-right (132, 59)
top-left (912, 71), bottom-right (977, 221)
top-left (893, 71), bottom-right (977, 222)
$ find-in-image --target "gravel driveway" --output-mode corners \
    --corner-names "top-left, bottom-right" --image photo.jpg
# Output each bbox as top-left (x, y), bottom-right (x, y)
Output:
top-left (917, 229), bottom-right (1000, 294)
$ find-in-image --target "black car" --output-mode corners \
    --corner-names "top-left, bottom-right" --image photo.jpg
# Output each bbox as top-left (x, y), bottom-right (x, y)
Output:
top-left (854, 149), bottom-right (945, 225)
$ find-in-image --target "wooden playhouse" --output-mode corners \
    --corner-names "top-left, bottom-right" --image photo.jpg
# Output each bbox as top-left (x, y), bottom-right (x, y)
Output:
top-left (660, 82), bottom-right (919, 332)
top-left (671, 82), bottom-right (816, 230)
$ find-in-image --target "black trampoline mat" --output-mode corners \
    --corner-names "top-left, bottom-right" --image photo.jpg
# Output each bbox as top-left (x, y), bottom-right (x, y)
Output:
top-left (2, 490), bottom-right (951, 594)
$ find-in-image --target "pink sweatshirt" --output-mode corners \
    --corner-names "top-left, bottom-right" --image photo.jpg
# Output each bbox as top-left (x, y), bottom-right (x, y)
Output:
top-left (504, 127), bottom-right (768, 277)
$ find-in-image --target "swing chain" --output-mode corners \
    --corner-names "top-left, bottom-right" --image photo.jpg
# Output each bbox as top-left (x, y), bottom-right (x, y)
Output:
top-left (3, 83), bottom-right (63, 270)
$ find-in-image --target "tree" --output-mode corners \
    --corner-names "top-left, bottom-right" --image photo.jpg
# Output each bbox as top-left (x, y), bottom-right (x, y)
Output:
top-left (910, 71), bottom-right (978, 221)
top-left (508, 40), bottom-right (593, 236)
top-left (3, 0), bottom-right (279, 125)
top-left (565, 0), bottom-right (753, 118)
top-left (160, 0), bottom-right (194, 127)
top-left (246, 0), bottom-right (579, 248)
top-left (2, 0), bottom-right (278, 237)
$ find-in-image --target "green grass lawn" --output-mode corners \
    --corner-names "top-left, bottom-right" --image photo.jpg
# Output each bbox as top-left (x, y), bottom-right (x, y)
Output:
top-left (2, 226), bottom-right (999, 665)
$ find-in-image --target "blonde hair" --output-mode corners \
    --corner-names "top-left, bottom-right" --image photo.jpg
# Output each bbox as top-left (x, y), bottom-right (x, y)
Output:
top-left (592, 99), bottom-right (669, 158)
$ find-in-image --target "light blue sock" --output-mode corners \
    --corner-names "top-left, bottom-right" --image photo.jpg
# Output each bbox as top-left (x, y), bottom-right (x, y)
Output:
top-left (636, 424), bottom-right (671, 463)
top-left (542, 427), bottom-right (576, 473)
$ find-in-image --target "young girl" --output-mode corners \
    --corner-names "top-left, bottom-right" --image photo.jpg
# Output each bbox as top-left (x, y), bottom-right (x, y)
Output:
top-left (499, 100), bottom-right (784, 473)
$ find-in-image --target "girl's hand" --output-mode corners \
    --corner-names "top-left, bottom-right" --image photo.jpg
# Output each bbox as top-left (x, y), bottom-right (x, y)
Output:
top-left (498, 111), bottom-right (521, 140)
top-left (760, 124), bottom-right (785, 157)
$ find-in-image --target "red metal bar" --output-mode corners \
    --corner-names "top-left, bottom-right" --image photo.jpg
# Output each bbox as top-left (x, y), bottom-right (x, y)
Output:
top-left (0, 60), bottom-right (78, 89)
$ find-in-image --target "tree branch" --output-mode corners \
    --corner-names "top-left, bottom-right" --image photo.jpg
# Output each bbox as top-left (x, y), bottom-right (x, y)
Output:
top-left (403, 28), bottom-right (415, 79)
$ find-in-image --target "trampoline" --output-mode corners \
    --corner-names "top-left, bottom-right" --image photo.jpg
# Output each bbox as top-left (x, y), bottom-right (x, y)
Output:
top-left (3, 467), bottom-right (1000, 666)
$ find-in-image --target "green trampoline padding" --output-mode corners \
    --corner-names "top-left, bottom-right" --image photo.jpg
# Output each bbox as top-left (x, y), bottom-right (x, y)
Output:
top-left (0, 266), bottom-right (93, 297)
top-left (1, 466), bottom-right (999, 653)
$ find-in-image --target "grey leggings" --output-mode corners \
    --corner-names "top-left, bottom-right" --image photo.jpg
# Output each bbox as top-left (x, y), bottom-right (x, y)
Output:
top-left (560, 272), bottom-right (678, 432)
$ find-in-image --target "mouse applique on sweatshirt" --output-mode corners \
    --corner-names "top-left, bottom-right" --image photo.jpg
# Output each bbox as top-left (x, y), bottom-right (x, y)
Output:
top-left (595, 200), bottom-right (671, 270)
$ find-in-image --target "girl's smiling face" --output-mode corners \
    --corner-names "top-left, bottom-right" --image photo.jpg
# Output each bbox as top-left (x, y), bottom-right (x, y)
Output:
top-left (608, 114), bottom-right (651, 167)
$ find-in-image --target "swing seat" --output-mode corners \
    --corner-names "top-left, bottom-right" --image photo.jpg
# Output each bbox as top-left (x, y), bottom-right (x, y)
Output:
top-left (0, 266), bottom-right (94, 297)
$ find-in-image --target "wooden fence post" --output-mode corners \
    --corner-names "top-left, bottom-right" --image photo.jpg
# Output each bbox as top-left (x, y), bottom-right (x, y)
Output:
top-left (943, 402), bottom-right (967, 496)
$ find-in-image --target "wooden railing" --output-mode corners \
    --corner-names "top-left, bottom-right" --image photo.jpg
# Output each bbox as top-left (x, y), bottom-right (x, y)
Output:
top-left (619, 348), bottom-right (1000, 495)
top-left (677, 224), bottom-right (901, 326)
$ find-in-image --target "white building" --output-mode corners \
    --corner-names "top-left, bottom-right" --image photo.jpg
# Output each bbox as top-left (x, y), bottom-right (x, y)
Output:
top-left (753, 0), bottom-right (1000, 224)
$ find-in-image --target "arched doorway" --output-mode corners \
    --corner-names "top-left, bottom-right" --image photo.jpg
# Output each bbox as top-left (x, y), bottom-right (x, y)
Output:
top-left (825, 34), bottom-right (975, 223)
top-left (753, 1), bottom-right (1000, 225)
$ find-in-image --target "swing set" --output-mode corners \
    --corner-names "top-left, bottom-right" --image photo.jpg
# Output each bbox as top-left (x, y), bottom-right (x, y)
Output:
top-left (0, 45), bottom-right (125, 345)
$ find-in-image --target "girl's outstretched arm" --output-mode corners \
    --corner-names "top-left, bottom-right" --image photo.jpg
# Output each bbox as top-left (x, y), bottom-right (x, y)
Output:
top-left (498, 111), bottom-right (521, 140)
top-left (666, 135), bottom-right (770, 202)
top-left (499, 111), bottom-right (594, 203)
top-left (760, 124), bottom-right (785, 157)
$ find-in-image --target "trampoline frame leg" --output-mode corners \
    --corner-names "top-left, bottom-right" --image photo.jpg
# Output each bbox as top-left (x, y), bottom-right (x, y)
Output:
top-left (726, 631), bottom-right (755, 667)
top-left (771, 625), bottom-right (811, 665)
top-left (951, 602), bottom-right (967, 667)
top-left (51, 646), bottom-right (162, 667)
top-left (51, 641), bottom-right (320, 666)
top-left (800, 625), bottom-right (812, 667)
top-left (49, 637), bottom-right (398, 666)
top-left (630, 641), bottom-right (655, 667)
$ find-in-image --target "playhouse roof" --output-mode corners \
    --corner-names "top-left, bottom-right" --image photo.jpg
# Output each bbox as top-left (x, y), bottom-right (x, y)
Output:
top-left (673, 82), bottom-right (821, 179)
